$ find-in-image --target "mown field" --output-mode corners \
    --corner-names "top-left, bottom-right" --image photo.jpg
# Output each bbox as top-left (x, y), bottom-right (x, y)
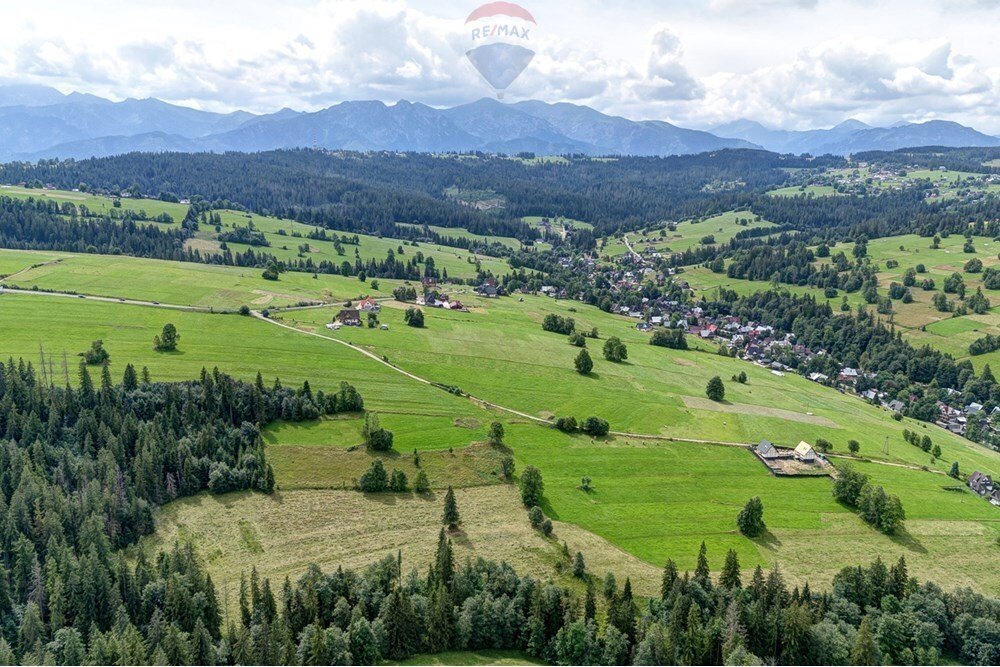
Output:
top-left (136, 485), bottom-right (664, 618)
top-left (3, 253), bottom-right (999, 596)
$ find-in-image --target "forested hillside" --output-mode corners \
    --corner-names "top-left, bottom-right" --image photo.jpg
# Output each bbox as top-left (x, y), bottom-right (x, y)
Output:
top-left (0, 150), bottom-right (816, 236)
top-left (0, 355), bottom-right (997, 664)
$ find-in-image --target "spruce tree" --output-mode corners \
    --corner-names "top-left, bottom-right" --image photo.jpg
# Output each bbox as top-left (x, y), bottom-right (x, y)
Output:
top-left (661, 559), bottom-right (679, 600)
top-left (442, 486), bottom-right (460, 530)
top-left (850, 616), bottom-right (881, 665)
top-left (719, 549), bottom-right (742, 589)
top-left (694, 541), bottom-right (711, 584)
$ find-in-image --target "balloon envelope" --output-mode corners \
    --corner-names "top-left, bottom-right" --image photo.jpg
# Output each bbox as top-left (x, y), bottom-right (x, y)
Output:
top-left (465, 43), bottom-right (535, 91)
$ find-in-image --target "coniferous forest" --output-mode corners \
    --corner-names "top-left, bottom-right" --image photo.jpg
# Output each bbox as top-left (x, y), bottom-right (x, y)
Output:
top-left (0, 357), bottom-right (997, 665)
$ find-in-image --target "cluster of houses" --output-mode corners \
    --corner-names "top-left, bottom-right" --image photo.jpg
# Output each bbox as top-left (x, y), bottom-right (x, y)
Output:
top-left (415, 278), bottom-right (468, 312)
top-left (933, 395), bottom-right (1000, 436)
top-left (614, 297), bottom-right (1000, 435)
top-left (968, 471), bottom-right (1000, 506)
top-left (756, 440), bottom-right (819, 463)
top-left (328, 297), bottom-right (385, 330)
top-left (753, 439), bottom-right (831, 476)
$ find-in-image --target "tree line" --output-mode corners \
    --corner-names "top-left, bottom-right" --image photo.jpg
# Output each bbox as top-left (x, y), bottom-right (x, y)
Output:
top-left (0, 357), bottom-right (362, 664)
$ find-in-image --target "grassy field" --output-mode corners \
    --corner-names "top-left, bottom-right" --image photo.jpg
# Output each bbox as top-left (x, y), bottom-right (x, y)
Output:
top-left (136, 485), bottom-right (664, 618)
top-left (0, 248), bottom-right (392, 309)
top-left (276, 292), bottom-right (1000, 477)
top-left (212, 209), bottom-right (509, 280)
top-left (602, 211), bottom-right (775, 259)
top-left (5, 272), bottom-right (999, 595)
top-left (767, 184), bottom-right (840, 197)
top-left (0, 292), bottom-right (493, 435)
top-left (0, 186), bottom-right (510, 280)
top-left (397, 223), bottom-right (523, 251)
top-left (0, 249), bottom-right (63, 278)
top-left (0, 185), bottom-right (189, 222)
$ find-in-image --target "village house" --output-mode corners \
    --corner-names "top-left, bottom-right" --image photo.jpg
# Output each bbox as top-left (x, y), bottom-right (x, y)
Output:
top-left (793, 441), bottom-right (817, 463)
top-left (335, 309), bottom-right (361, 327)
top-left (837, 367), bottom-right (859, 384)
top-left (757, 440), bottom-right (781, 459)
top-left (968, 471), bottom-right (1000, 506)
top-left (358, 297), bottom-right (380, 313)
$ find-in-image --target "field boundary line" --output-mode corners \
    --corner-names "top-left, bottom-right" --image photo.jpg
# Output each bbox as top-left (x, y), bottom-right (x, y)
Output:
top-left (0, 286), bottom-right (213, 312)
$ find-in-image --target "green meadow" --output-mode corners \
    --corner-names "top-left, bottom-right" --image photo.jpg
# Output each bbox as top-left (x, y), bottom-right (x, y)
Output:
top-left (766, 184), bottom-right (840, 197)
top-left (0, 184), bottom-right (190, 222)
top-left (211, 209), bottom-right (509, 280)
top-left (1, 186), bottom-right (510, 280)
top-left (277, 292), bottom-right (1000, 477)
top-left (0, 247), bottom-right (391, 309)
top-left (3, 256), bottom-right (999, 594)
top-left (602, 211), bottom-right (776, 259)
top-left (397, 222), bottom-right (524, 251)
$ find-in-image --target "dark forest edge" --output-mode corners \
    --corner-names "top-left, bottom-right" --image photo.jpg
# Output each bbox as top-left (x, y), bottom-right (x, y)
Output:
top-left (0, 358), bottom-right (997, 665)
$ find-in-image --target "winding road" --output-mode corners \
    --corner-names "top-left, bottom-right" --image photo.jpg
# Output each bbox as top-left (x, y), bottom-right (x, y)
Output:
top-left (0, 284), bottom-right (951, 475)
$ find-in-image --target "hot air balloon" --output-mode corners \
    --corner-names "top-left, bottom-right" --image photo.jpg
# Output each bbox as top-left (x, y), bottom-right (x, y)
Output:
top-left (464, 2), bottom-right (537, 99)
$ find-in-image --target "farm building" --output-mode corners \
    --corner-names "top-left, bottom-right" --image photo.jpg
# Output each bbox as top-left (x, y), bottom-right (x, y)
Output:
top-left (335, 309), bottom-right (361, 326)
top-left (757, 440), bottom-right (780, 459)
top-left (793, 441), bottom-right (817, 463)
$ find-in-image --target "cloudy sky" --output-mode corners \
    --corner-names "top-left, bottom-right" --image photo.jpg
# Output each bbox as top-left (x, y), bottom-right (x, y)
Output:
top-left (1, 0), bottom-right (997, 132)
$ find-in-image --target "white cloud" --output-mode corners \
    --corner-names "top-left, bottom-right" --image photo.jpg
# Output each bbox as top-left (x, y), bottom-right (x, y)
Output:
top-left (0, 0), bottom-right (995, 133)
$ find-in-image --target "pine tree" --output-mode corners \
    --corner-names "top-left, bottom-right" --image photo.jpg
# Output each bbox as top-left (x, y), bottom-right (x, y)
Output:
top-left (584, 584), bottom-right (596, 621)
top-left (442, 486), bottom-right (460, 530)
top-left (433, 528), bottom-right (454, 586)
top-left (694, 541), bottom-right (711, 583)
top-left (850, 616), bottom-right (881, 665)
top-left (661, 559), bottom-right (679, 600)
top-left (719, 549), bottom-right (742, 590)
top-left (573, 552), bottom-right (586, 578)
top-left (122, 364), bottom-right (138, 391)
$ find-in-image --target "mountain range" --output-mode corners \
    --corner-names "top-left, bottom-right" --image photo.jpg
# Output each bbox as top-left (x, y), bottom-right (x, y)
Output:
top-left (0, 84), bottom-right (997, 161)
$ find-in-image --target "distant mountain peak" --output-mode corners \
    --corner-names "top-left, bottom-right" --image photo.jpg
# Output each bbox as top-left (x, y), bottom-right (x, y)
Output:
top-left (0, 87), bottom-right (995, 160)
top-left (832, 118), bottom-right (870, 131)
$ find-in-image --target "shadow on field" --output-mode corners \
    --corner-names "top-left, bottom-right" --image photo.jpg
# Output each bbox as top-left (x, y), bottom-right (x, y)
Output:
top-left (888, 527), bottom-right (927, 554)
top-left (752, 530), bottom-right (782, 551)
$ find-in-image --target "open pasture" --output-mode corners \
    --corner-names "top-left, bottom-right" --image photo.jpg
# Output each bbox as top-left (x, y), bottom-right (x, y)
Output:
top-left (213, 210), bottom-right (510, 280)
top-left (278, 291), bottom-right (1000, 477)
top-left (0, 186), bottom-right (511, 280)
top-left (602, 211), bottom-right (776, 259)
top-left (3, 277), bottom-right (998, 595)
top-left (0, 248), bottom-right (392, 309)
top-left (1, 185), bottom-right (189, 223)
